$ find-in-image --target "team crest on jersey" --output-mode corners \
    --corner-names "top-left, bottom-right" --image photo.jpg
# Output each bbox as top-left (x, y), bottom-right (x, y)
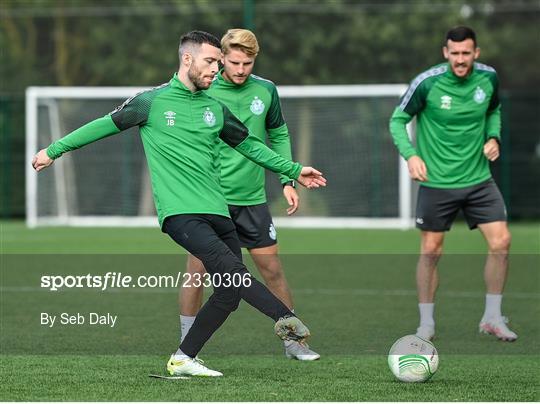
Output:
top-left (473, 86), bottom-right (486, 103)
top-left (203, 108), bottom-right (216, 127)
top-left (268, 223), bottom-right (277, 240)
top-left (164, 111), bottom-right (176, 126)
top-left (440, 95), bottom-right (452, 110)
top-left (250, 96), bottom-right (265, 115)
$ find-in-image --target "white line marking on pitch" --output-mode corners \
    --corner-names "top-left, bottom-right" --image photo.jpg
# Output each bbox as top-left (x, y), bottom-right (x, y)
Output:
top-left (1, 286), bottom-right (538, 299)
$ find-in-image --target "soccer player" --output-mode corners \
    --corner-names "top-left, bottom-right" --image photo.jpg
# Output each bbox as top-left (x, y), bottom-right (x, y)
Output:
top-left (389, 26), bottom-right (516, 342)
top-left (180, 29), bottom-right (320, 361)
top-left (32, 31), bottom-right (327, 377)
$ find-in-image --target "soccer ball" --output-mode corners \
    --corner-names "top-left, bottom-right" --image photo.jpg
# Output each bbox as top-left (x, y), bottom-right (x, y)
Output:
top-left (388, 335), bottom-right (439, 382)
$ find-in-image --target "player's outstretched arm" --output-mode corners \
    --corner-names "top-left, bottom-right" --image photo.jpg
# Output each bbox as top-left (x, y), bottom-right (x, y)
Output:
top-left (32, 115), bottom-right (122, 173)
top-left (220, 106), bottom-right (325, 186)
top-left (32, 91), bottom-right (153, 173)
top-left (32, 149), bottom-right (54, 172)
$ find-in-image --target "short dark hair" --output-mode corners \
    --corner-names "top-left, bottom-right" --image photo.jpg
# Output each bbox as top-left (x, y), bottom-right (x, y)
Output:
top-left (179, 30), bottom-right (221, 58)
top-left (445, 26), bottom-right (477, 47)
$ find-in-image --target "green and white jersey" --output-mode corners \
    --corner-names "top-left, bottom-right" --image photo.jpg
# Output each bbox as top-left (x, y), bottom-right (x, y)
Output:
top-left (46, 73), bottom-right (302, 227)
top-left (206, 72), bottom-right (293, 205)
top-left (389, 62), bottom-right (501, 188)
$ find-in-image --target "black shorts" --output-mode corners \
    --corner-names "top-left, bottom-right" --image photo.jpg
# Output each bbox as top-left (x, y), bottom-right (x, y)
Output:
top-left (228, 203), bottom-right (277, 249)
top-left (162, 214), bottom-right (242, 261)
top-left (415, 178), bottom-right (507, 232)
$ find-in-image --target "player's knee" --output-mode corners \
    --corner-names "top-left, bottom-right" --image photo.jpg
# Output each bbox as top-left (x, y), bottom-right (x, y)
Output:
top-left (421, 240), bottom-right (443, 257)
top-left (186, 254), bottom-right (206, 276)
top-left (229, 261), bottom-right (250, 277)
top-left (212, 287), bottom-right (241, 312)
top-left (227, 295), bottom-right (241, 312)
top-left (488, 230), bottom-right (511, 253)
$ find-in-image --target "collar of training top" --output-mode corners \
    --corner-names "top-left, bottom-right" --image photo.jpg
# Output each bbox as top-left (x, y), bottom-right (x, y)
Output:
top-left (170, 72), bottom-right (205, 95)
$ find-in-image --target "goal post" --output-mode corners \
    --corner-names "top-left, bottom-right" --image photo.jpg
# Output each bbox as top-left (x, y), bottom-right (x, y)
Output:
top-left (26, 84), bottom-right (414, 229)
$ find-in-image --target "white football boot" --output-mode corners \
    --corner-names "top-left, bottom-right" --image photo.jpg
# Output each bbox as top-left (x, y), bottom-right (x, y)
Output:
top-left (167, 354), bottom-right (223, 377)
top-left (285, 340), bottom-right (320, 361)
top-left (479, 316), bottom-right (518, 341)
top-left (274, 316), bottom-right (310, 342)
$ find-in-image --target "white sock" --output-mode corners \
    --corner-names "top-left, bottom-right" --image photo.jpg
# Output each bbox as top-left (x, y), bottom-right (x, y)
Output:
top-left (418, 303), bottom-right (435, 327)
top-left (482, 294), bottom-right (502, 320)
top-left (174, 347), bottom-right (190, 360)
top-left (180, 315), bottom-right (196, 343)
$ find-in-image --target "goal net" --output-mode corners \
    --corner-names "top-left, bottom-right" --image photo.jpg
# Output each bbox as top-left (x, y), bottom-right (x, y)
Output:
top-left (26, 84), bottom-right (415, 229)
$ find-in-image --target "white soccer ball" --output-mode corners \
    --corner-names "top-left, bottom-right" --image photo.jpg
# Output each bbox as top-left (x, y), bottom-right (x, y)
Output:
top-left (388, 335), bottom-right (439, 382)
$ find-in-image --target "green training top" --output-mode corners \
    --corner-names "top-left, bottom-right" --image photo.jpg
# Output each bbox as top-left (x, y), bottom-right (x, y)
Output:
top-left (46, 73), bottom-right (302, 227)
top-left (206, 72), bottom-right (293, 205)
top-left (389, 62), bottom-right (501, 188)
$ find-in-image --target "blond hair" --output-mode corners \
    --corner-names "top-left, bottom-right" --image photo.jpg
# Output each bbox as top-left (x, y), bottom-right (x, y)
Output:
top-left (221, 28), bottom-right (259, 57)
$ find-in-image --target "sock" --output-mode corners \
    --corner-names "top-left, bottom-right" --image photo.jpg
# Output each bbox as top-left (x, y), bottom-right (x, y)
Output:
top-left (180, 303), bottom-right (231, 358)
top-left (180, 315), bottom-right (196, 343)
top-left (239, 276), bottom-right (292, 321)
top-left (418, 303), bottom-right (435, 327)
top-left (482, 294), bottom-right (502, 320)
top-left (181, 270), bottom-right (291, 358)
top-left (174, 347), bottom-right (190, 360)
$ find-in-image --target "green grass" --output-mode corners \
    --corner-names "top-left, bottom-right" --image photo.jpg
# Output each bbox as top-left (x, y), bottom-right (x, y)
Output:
top-left (2, 221), bottom-right (539, 254)
top-left (1, 221), bottom-right (539, 401)
top-left (1, 355), bottom-right (537, 401)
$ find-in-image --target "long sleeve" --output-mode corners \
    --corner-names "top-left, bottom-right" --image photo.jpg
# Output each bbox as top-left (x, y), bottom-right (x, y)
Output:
top-left (486, 105), bottom-right (501, 140)
top-left (235, 133), bottom-right (302, 180)
top-left (389, 70), bottom-right (433, 161)
top-left (46, 115), bottom-right (121, 159)
top-left (485, 72), bottom-right (501, 141)
top-left (266, 84), bottom-right (294, 184)
top-left (46, 89), bottom-right (154, 160)
top-left (389, 107), bottom-right (417, 160)
top-left (219, 106), bottom-right (302, 180)
top-left (268, 124), bottom-right (293, 184)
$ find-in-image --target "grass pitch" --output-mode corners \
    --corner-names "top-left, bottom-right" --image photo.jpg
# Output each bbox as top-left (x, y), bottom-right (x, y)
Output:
top-left (1, 221), bottom-right (539, 401)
